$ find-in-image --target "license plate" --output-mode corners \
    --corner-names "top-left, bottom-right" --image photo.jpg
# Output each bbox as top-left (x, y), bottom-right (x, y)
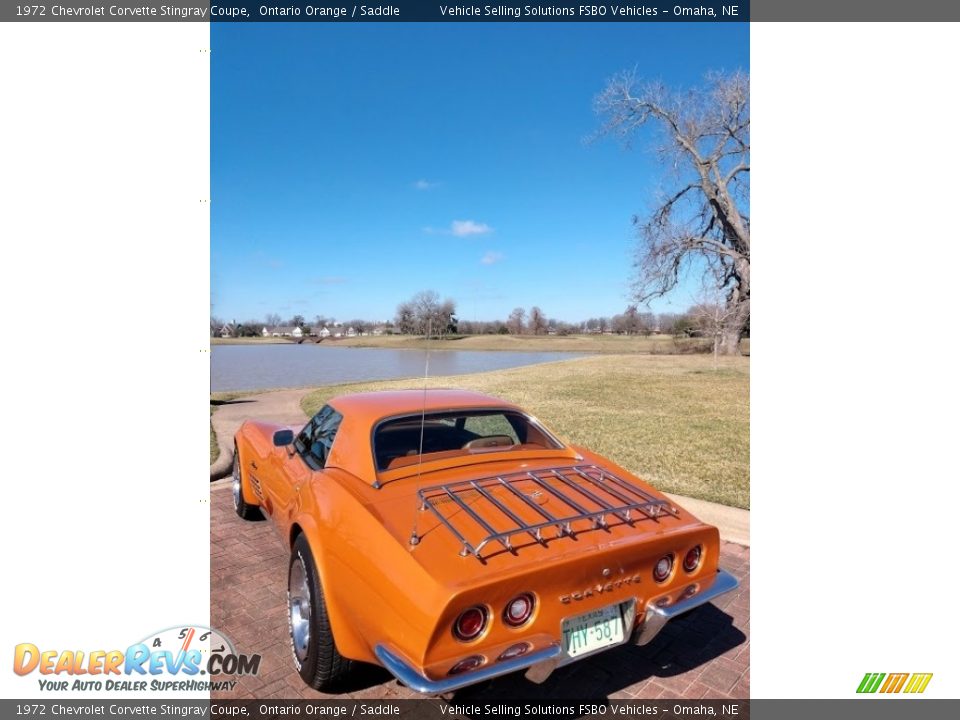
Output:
top-left (561, 602), bottom-right (627, 658)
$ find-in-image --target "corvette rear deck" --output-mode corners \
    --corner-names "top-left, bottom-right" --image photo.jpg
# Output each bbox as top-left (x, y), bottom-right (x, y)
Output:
top-left (415, 464), bottom-right (681, 560)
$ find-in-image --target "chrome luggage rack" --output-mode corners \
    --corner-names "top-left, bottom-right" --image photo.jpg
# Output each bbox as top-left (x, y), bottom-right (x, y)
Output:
top-left (415, 464), bottom-right (679, 560)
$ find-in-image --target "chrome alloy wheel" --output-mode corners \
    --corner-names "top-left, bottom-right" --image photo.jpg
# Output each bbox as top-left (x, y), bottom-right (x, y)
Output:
top-left (231, 452), bottom-right (242, 510)
top-left (288, 556), bottom-right (312, 664)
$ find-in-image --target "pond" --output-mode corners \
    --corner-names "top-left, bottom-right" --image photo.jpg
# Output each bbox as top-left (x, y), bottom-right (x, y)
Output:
top-left (211, 344), bottom-right (587, 392)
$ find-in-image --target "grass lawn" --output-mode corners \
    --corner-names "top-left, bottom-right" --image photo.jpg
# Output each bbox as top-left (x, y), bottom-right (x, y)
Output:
top-left (302, 354), bottom-right (749, 509)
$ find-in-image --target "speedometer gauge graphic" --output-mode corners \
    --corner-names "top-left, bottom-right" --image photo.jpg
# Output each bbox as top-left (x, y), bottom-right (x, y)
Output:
top-left (137, 625), bottom-right (235, 675)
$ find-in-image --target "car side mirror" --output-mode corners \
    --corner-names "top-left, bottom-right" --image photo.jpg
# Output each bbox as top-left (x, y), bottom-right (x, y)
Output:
top-left (273, 429), bottom-right (295, 447)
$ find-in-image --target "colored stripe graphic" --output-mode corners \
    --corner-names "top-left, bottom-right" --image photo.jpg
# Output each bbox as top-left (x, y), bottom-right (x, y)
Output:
top-left (858, 672), bottom-right (932, 694)
top-left (904, 673), bottom-right (933, 693)
top-left (880, 673), bottom-right (909, 693)
top-left (857, 673), bottom-right (885, 693)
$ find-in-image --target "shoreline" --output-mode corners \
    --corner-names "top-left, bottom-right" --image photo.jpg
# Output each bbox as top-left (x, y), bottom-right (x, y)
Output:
top-left (212, 333), bottom-right (750, 355)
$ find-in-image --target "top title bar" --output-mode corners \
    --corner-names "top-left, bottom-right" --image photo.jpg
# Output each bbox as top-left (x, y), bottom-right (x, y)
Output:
top-left (6, 1), bottom-right (749, 22)
top-left (4, 0), bottom-right (959, 22)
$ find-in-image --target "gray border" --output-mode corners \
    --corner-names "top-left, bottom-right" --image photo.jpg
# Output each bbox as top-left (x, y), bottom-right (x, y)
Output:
top-left (754, 0), bottom-right (960, 20)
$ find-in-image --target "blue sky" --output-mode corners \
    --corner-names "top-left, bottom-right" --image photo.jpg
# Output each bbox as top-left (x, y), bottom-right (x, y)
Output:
top-left (211, 23), bottom-right (748, 325)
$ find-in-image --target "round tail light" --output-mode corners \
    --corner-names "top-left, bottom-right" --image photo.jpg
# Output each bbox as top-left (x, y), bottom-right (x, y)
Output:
top-left (453, 606), bottom-right (488, 642)
top-left (448, 655), bottom-right (484, 675)
top-left (498, 642), bottom-right (531, 662)
top-left (683, 545), bottom-right (702, 572)
top-left (653, 554), bottom-right (674, 582)
top-left (503, 593), bottom-right (535, 627)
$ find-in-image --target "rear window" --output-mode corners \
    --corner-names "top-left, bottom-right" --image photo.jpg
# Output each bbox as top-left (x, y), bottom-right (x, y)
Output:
top-left (373, 409), bottom-right (562, 472)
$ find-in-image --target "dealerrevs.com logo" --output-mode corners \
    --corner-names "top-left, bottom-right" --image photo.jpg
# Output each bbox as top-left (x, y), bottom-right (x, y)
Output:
top-left (857, 672), bottom-right (933, 694)
top-left (13, 625), bottom-right (260, 692)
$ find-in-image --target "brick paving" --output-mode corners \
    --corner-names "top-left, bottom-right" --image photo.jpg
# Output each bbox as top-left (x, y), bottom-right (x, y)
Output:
top-left (211, 483), bottom-right (749, 701)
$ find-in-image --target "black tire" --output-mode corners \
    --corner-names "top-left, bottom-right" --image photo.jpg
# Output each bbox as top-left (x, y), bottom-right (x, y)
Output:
top-left (288, 533), bottom-right (354, 690)
top-left (232, 446), bottom-right (262, 521)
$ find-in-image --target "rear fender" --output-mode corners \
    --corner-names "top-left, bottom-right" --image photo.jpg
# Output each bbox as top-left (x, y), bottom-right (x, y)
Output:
top-left (291, 477), bottom-right (450, 667)
top-left (288, 513), bottom-right (375, 664)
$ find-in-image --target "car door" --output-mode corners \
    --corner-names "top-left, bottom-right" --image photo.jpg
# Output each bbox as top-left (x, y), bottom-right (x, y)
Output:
top-left (270, 405), bottom-right (343, 532)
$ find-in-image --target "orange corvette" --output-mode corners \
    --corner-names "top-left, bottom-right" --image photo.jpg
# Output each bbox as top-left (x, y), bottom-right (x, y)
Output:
top-left (231, 389), bottom-right (738, 693)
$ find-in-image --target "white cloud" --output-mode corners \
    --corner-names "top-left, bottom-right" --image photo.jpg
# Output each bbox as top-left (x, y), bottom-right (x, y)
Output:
top-left (413, 179), bottom-right (438, 190)
top-left (481, 251), bottom-right (504, 265)
top-left (451, 220), bottom-right (493, 237)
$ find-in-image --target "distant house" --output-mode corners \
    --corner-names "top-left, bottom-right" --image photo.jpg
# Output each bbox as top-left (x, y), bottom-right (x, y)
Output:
top-left (345, 327), bottom-right (357, 338)
top-left (261, 327), bottom-right (270, 337)
top-left (268, 326), bottom-right (304, 338)
top-left (318, 326), bottom-right (331, 338)
top-left (372, 326), bottom-right (385, 336)
top-left (218, 324), bottom-right (236, 338)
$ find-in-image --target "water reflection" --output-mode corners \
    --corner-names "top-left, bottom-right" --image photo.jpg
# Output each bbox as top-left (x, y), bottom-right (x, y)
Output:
top-left (211, 344), bottom-right (587, 392)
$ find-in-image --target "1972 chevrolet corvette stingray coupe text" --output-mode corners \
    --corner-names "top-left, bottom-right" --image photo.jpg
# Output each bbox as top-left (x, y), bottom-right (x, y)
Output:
top-left (231, 389), bottom-right (738, 694)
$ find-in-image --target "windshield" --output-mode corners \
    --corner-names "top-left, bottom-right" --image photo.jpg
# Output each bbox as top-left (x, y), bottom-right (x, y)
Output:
top-left (373, 408), bottom-right (562, 472)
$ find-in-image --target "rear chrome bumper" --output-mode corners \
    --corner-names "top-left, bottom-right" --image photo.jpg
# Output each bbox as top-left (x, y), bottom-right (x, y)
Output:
top-left (632, 568), bottom-right (740, 646)
top-left (374, 568), bottom-right (738, 695)
top-left (374, 642), bottom-right (563, 695)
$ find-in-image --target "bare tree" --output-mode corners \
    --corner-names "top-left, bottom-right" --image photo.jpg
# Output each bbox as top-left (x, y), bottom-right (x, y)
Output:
top-left (657, 312), bottom-right (683, 335)
top-left (238, 319), bottom-right (263, 337)
top-left (529, 306), bottom-right (547, 335)
top-left (399, 290), bottom-right (457, 337)
top-left (690, 280), bottom-right (742, 368)
top-left (613, 304), bottom-right (650, 335)
top-left (507, 307), bottom-right (526, 335)
top-left (595, 70), bottom-right (749, 354)
top-left (395, 301), bottom-right (416, 334)
top-left (639, 311), bottom-right (656, 336)
top-left (623, 304), bottom-right (639, 334)
top-left (265, 313), bottom-right (282, 328)
top-left (411, 290), bottom-right (440, 335)
top-left (438, 299), bottom-right (458, 335)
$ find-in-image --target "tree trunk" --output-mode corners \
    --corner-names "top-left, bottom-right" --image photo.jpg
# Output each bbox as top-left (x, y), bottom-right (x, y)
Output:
top-left (718, 299), bottom-right (749, 355)
top-left (718, 258), bottom-right (750, 356)
top-left (719, 327), bottom-right (742, 356)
